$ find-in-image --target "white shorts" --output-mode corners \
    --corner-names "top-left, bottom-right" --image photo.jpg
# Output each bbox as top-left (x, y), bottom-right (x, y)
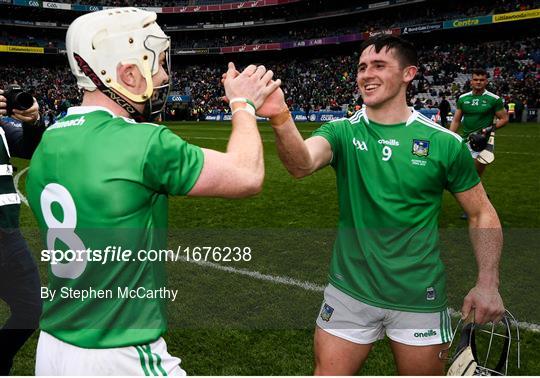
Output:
top-left (35, 331), bottom-right (186, 376)
top-left (316, 284), bottom-right (453, 346)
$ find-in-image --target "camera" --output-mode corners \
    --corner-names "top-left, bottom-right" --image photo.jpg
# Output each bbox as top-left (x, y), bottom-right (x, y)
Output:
top-left (3, 84), bottom-right (34, 116)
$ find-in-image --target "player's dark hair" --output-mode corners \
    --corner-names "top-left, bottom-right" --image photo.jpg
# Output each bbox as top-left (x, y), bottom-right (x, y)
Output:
top-left (472, 68), bottom-right (488, 77)
top-left (359, 35), bottom-right (418, 67)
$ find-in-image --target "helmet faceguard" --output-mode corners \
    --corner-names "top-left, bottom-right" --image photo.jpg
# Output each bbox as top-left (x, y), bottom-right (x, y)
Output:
top-left (143, 35), bottom-right (171, 120)
top-left (441, 310), bottom-right (521, 376)
top-left (66, 8), bottom-right (171, 122)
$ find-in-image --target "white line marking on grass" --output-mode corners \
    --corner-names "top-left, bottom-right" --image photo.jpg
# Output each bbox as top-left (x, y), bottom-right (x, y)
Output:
top-left (448, 308), bottom-right (540, 333)
top-left (178, 256), bottom-right (326, 292)
top-left (498, 151), bottom-right (539, 156)
top-left (179, 258), bottom-right (540, 332)
top-left (14, 167), bottom-right (29, 206)
top-left (497, 135), bottom-right (540, 138)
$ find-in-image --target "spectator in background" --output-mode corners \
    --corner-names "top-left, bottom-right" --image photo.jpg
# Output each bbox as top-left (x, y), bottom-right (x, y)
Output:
top-left (507, 98), bottom-right (516, 122)
top-left (413, 97), bottom-right (423, 110)
top-left (514, 97), bottom-right (524, 122)
top-left (439, 95), bottom-right (451, 128)
top-left (0, 88), bottom-right (44, 375)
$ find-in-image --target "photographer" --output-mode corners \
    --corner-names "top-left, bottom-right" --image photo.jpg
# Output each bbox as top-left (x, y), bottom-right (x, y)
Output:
top-left (0, 86), bottom-right (44, 375)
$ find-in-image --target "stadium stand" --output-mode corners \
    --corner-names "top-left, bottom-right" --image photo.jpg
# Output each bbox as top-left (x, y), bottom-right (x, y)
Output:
top-left (1, 0), bottom-right (538, 46)
top-left (1, 36), bottom-right (537, 120)
top-left (0, 0), bottom-right (538, 120)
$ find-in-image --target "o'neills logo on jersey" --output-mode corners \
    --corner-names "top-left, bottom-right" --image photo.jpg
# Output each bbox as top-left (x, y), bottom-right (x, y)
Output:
top-left (378, 139), bottom-right (400, 146)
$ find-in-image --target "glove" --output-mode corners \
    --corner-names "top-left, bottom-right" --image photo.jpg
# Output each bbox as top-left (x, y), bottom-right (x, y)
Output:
top-left (468, 126), bottom-right (495, 152)
top-left (468, 132), bottom-right (489, 152)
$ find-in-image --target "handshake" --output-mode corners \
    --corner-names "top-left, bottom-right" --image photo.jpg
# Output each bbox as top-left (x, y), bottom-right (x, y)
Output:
top-left (0, 84), bottom-right (40, 125)
top-left (221, 62), bottom-right (290, 127)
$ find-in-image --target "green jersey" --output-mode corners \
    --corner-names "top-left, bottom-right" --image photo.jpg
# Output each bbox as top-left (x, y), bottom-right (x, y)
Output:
top-left (457, 90), bottom-right (504, 137)
top-left (313, 109), bottom-right (479, 312)
top-left (26, 106), bottom-right (204, 348)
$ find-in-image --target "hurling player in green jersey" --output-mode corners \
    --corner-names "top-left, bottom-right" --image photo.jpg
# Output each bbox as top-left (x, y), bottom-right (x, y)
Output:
top-left (450, 68), bottom-right (508, 177)
top-left (254, 35), bottom-right (505, 375)
top-left (26, 7), bottom-right (281, 376)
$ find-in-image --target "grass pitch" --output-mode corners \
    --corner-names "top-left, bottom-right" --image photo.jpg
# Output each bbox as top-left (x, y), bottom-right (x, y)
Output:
top-left (4, 121), bottom-right (540, 375)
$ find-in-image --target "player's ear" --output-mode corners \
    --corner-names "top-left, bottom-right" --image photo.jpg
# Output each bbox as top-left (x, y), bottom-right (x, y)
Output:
top-left (117, 63), bottom-right (143, 91)
top-left (403, 65), bottom-right (418, 83)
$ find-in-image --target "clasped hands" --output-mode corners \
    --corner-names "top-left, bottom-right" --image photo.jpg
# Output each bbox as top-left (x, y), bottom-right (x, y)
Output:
top-left (221, 62), bottom-right (289, 119)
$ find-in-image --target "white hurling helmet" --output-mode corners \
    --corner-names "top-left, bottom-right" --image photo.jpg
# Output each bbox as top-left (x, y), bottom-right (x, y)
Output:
top-left (66, 7), bottom-right (171, 121)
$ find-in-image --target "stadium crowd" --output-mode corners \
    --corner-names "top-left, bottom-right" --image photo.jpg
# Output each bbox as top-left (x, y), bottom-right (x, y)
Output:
top-left (24, 0), bottom-right (538, 15)
top-left (178, 37), bottom-right (540, 117)
top-left (28, 0), bottom-right (249, 5)
top-left (1, 37), bottom-right (538, 120)
top-left (413, 37), bottom-right (539, 113)
top-left (171, 0), bottom-right (539, 49)
top-left (1, 0), bottom-right (538, 49)
top-left (0, 65), bottom-right (79, 123)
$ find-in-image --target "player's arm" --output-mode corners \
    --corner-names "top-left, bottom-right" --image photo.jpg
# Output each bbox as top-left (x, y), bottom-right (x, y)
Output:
top-left (449, 108), bottom-right (463, 133)
top-left (272, 118), bottom-right (332, 178)
top-left (453, 182), bottom-right (505, 324)
top-left (189, 131), bottom-right (263, 198)
top-left (493, 108), bottom-right (509, 130)
top-left (188, 63), bottom-right (281, 198)
top-left (249, 80), bottom-right (331, 178)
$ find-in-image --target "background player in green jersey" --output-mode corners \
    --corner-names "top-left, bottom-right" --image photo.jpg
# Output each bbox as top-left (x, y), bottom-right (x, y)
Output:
top-left (25, 7), bottom-right (281, 376)
top-left (247, 35), bottom-right (505, 375)
top-left (450, 68), bottom-right (509, 177)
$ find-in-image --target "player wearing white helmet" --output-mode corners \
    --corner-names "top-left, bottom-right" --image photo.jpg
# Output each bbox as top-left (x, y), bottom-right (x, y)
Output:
top-left (27, 7), bottom-right (281, 375)
top-left (66, 7), bottom-right (172, 122)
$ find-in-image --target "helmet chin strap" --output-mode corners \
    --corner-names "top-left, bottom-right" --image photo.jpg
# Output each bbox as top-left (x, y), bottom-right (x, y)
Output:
top-left (73, 53), bottom-right (155, 122)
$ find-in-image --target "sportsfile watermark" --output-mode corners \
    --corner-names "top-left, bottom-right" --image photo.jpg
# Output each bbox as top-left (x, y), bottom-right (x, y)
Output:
top-left (41, 245), bottom-right (253, 265)
top-left (21, 227), bottom-right (539, 331)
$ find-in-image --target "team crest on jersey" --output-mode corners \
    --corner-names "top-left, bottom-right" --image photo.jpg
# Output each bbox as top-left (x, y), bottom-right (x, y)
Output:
top-left (320, 303), bottom-right (334, 322)
top-left (426, 287), bottom-right (436, 301)
top-left (412, 139), bottom-right (430, 157)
